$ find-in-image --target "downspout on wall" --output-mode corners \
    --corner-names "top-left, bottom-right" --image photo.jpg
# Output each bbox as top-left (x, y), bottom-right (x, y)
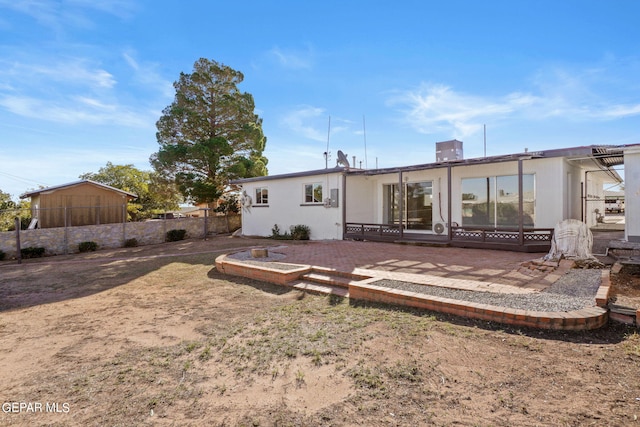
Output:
top-left (447, 163), bottom-right (452, 242)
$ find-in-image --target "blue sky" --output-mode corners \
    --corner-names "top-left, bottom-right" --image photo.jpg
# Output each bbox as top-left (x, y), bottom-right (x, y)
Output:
top-left (1, 0), bottom-right (639, 200)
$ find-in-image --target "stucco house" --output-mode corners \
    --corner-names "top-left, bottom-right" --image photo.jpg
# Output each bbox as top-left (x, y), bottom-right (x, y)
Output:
top-left (232, 143), bottom-right (640, 251)
top-left (20, 180), bottom-right (137, 228)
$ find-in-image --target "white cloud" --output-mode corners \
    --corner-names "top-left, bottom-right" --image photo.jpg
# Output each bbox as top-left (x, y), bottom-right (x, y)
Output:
top-left (0, 0), bottom-right (60, 29)
top-left (390, 62), bottom-right (640, 139)
top-left (280, 106), bottom-right (328, 142)
top-left (0, 51), bottom-right (173, 128)
top-left (0, 94), bottom-right (152, 127)
top-left (122, 50), bottom-right (175, 99)
top-left (279, 107), bottom-right (355, 141)
top-left (67, 0), bottom-right (138, 20)
top-left (268, 46), bottom-right (313, 70)
top-left (0, 0), bottom-right (137, 33)
top-left (389, 83), bottom-right (537, 138)
top-left (600, 104), bottom-right (640, 119)
top-left (0, 57), bottom-right (116, 90)
top-left (528, 62), bottom-right (640, 121)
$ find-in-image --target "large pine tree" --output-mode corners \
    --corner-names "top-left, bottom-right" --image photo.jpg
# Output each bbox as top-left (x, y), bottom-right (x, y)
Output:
top-left (151, 58), bottom-right (268, 205)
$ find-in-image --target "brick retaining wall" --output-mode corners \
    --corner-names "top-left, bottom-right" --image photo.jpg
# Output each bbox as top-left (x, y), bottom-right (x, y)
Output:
top-left (348, 281), bottom-right (608, 331)
top-left (215, 253), bottom-right (611, 331)
top-left (0, 214), bottom-right (240, 257)
top-left (214, 255), bottom-right (311, 286)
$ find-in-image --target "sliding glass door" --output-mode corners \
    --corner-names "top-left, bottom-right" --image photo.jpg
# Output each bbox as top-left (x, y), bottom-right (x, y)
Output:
top-left (461, 174), bottom-right (535, 227)
top-left (384, 181), bottom-right (433, 231)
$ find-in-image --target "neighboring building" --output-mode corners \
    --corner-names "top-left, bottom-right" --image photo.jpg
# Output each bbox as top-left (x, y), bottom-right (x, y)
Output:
top-left (604, 190), bottom-right (625, 213)
top-left (20, 180), bottom-right (137, 228)
top-left (232, 143), bottom-right (639, 251)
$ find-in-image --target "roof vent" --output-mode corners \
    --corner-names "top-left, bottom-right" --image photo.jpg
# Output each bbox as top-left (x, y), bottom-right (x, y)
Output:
top-left (436, 140), bottom-right (463, 162)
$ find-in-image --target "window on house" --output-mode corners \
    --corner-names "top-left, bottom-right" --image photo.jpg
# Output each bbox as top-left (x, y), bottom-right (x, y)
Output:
top-left (461, 174), bottom-right (535, 228)
top-left (255, 187), bottom-right (268, 204)
top-left (304, 183), bottom-right (323, 203)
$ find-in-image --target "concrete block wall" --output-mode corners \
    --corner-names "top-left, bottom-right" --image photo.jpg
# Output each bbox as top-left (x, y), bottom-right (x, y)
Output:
top-left (0, 214), bottom-right (240, 258)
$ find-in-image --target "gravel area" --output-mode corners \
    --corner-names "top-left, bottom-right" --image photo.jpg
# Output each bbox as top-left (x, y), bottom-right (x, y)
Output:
top-left (542, 268), bottom-right (602, 297)
top-left (373, 269), bottom-right (602, 313)
top-left (226, 249), bottom-right (302, 271)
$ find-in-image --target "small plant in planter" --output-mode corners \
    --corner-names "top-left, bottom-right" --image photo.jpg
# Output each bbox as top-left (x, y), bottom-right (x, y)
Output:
top-left (78, 241), bottom-right (98, 252)
top-left (166, 229), bottom-right (187, 242)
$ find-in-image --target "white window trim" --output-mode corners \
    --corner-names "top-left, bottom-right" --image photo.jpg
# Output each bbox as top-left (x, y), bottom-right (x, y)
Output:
top-left (302, 182), bottom-right (323, 204)
top-left (254, 186), bottom-right (269, 206)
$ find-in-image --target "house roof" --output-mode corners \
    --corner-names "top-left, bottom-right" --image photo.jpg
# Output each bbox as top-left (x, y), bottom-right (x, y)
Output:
top-left (231, 167), bottom-right (347, 184)
top-left (20, 179), bottom-right (138, 199)
top-left (348, 144), bottom-right (637, 183)
top-left (230, 143), bottom-right (639, 186)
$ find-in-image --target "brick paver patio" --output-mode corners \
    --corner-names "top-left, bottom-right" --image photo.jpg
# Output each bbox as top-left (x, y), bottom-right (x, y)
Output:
top-left (216, 240), bottom-right (610, 330)
top-left (271, 240), bottom-right (554, 292)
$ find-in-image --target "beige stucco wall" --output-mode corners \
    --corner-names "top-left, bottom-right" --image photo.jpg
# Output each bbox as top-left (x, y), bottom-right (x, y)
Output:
top-left (0, 215), bottom-right (240, 258)
top-left (345, 175), bottom-right (376, 223)
top-left (345, 157), bottom-right (599, 231)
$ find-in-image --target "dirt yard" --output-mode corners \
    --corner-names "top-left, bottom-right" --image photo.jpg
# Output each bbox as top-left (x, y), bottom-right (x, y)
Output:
top-left (1, 237), bottom-right (639, 426)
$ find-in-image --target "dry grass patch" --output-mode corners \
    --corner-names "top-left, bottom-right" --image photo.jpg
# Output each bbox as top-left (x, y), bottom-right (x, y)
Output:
top-left (1, 237), bottom-right (639, 426)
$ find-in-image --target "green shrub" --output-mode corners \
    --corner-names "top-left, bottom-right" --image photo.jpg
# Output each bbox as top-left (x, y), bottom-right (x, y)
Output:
top-left (271, 224), bottom-right (311, 240)
top-left (21, 246), bottom-right (45, 259)
top-left (0, 250), bottom-right (5, 261)
top-left (124, 238), bottom-right (139, 248)
top-left (166, 229), bottom-right (187, 242)
top-left (78, 241), bottom-right (98, 252)
top-left (271, 224), bottom-right (291, 240)
top-left (290, 224), bottom-right (311, 240)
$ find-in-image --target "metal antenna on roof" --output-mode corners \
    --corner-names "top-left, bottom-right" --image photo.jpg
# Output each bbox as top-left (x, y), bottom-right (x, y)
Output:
top-left (363, 115), bottom-right (368, 169)
top-left (324, 115), bottom-right (331, 169)
top-left (484, 124), bottom-right (487, 157)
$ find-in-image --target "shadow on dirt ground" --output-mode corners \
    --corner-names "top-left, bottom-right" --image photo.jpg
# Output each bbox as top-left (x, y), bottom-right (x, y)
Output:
top-left (348, 298), bottom-right (637, 345)
top-left (0, 236), bottom-right (287, 312)
top-left (1, 235), bottom-right (639, 426)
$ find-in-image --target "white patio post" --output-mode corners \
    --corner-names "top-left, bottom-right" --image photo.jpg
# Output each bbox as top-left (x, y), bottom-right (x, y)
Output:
top-left (447, 163), bottom-right (452, 241)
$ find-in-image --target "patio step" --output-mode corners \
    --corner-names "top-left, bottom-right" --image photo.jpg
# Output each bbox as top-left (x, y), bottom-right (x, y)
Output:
top-left (292, 267), bottom-right (370, 297)
top-left (300, 269), bottom-right (367, 288)
top-left (291, 281), bottom-right (349, 297)
top-left (300, 272), bottom-right (352, 288)
top-left (608, 303), bottom-right (638, 326)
